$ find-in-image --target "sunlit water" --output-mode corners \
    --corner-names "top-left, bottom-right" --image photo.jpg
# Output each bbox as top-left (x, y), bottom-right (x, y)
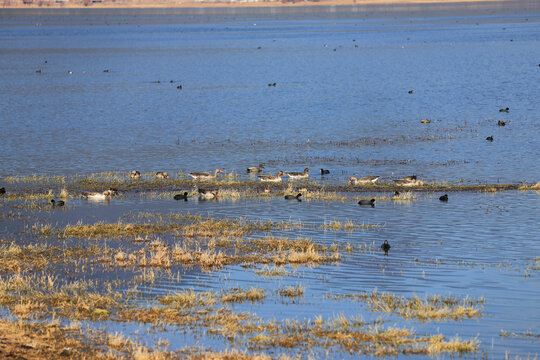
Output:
top-left (1, 4), bottom-right (540, 359)
top-left (1, 5), bottom-right (539, 183)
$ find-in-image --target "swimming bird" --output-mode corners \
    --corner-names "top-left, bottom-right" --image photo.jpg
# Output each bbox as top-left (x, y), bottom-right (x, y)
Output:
top-left (408, 90), bottom-right (414, 94)
top-left (358, 199), bottom-right (375, 207)
top-left (198, 188), bottom-right (218, 199)
top-left (497, 120), bottom-right (506, 126)
top-left (286, 168), bottom-right (310, 180)
top-left (156, 172), bottom-right (170, 179)
top-left (173, 192), bottom-right (189, 201)
top-left (67, 70), bottom-right (72, 75)
top-left (0, 187), bottom-right (5, 195)
top-left (189, 169), bottom-right (223, 181)
top-left (349, 176), bottom-right (379, 185)
top-left (130, 170), bottom-right (141, 179)
top-left (258, 171), bottom-right (284, 182)
top-left (320, 169), bottom-right (330, 175)
top-left (439, 194), bottom-right (448, 202)
top-left (268, 83), bottom-right (276, 87)
top-left (284, 193), bottom-right (302, 201)
top-left (82, 190), bottom-right (113, 201)
top-left (486, 136), bottom-right (493, 142)
top-left (381, 240), bottom-right (391, 255)
top-left (50, 199), bottom-right (65, 207)
top-left (247, 164), bottom-right (264, 173)
top-left (499, 107), bottom-right (509, 113)
top-left (421, 118), bottom-right (431, 124)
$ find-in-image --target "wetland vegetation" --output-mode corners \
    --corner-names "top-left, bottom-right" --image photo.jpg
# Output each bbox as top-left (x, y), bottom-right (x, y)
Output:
top-left (1, 171), bottom-right (537, 359)
top-left (2, 4), bottom-right (540, 358)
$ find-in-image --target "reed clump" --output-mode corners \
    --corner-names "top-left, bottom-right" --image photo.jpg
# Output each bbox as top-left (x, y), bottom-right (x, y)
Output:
top-left (222, 287), bottom-right (266, 303)
top-left (329, 290), bottom-right (483, 321)
top-left (278, 284), bottom-right (304, 298)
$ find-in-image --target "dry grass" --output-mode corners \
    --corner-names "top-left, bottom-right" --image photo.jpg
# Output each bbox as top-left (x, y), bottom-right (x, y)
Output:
top-left (0, 318), bottom-right (110, 359)
top-left (328, 289), bottom-right (483, 321)
top-left (247, 313), bottom-right (479, 355)
top-left (278, 284), bottom-right (304, 298)
top-left (222, 287), bottom-right (266, 303)
top-left (519, 181), bottom-right (540, 191)
top-left (62, 221), bottom-right (181, 238)
top-left (255, 265), bottom-right (289, 278)
top-left (0, 274), bottom-right (123, 320)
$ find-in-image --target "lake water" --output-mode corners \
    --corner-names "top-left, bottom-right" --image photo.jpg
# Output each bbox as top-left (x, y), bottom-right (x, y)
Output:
top-left (1, 3), bottom-right (539, 359)
top-left (1, 3), bottom-right (539, 183)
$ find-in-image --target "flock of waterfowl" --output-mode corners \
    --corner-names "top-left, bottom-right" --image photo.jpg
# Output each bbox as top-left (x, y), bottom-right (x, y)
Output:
top-left (0, 167), bottom-right (455, 256)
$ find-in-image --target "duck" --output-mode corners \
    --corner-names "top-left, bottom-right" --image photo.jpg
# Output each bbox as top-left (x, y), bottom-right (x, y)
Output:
top-left (130, 170), bottom-right (141, 179)
top-left (408, 90), bottom-right (414, 94)
top-left (358, 199), bottom-right (375, 207)
top-left (286, 168), bottom-right (310, 180)
top-left (173, 192), bottom-right (189, 201)
top-left (259, 171), bottom-right (284, 182)
top-left (421, 118), bottom-right (431, 124)
top-left (486, 136), bottom-right (493, 142)
top-left (439, 194), bottom-right (448, 202)
top-left (320, 169), bottom-right (330, 175)
top-left (198, 188), bottom-right (218, 199)
top-left (82, 190), bottom-right (113, 201)
top-left (247, 164), bottom-right (264, 173)
top-left (0, 187), bottom-right (5, 195)
top-left (156, 172), bottom-right (170, 179)
top-left (50, 199), bottom-right (65, 207)
top-left (349, 176), bottom-right (379, 185)
top-left (497, 120), bottom-right (506, 126)
top-left (393, 179), bottom-right (424, 187)
top-left (284, 193), bottom-right (302, 201)
top-left (189, 169), bottom-right (223, 181)
top-left (381, 240), bottom-right (391, 255)
top-left (499, 107), bottom-right (509, 113)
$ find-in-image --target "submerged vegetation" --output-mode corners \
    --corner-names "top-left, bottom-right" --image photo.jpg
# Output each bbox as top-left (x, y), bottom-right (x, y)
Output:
top-left (1, 170), bottom-right (534, 358)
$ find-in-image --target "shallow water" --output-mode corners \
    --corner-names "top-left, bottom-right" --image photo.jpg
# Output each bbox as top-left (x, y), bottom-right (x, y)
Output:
top-left (1, 3), bottom-right (540, 359)
top-left (1, 189), bottom-right (539, 358)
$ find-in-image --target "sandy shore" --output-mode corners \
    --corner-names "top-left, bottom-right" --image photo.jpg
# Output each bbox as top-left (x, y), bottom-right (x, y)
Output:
top-left (1, 0), bottom-right (509, 9)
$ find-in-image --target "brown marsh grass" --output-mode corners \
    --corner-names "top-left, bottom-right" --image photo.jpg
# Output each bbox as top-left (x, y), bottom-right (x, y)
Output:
top-left (278, 284), bottom-right (304, 298)
top-left (328, 289), bottom-right (483, 321)
top-left (62, 221), bottom-right (181, 238)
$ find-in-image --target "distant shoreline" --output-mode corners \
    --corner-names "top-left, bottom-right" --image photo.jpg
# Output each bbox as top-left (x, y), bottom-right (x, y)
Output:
top-left (0, 0), bottom-right (509, 9)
